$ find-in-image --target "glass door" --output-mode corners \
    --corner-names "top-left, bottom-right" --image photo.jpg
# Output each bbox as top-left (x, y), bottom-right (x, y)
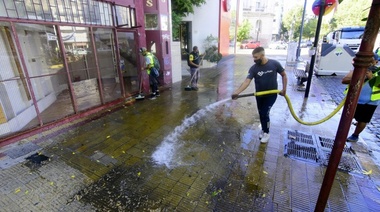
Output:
top-left (117, 31), bottom-right (139, 96)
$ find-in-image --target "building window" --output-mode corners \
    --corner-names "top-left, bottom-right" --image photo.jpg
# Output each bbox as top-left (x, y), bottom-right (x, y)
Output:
top-left (114, 5), bottom-right (137, 28)
top-left (0, 0), bottom-right (112, 26)
top-left (256, 1), bottom-right (264, 12)
top-left (145, 14), bottom-right (158, 30)
top-left (242, 0), bottom-right (251, 11)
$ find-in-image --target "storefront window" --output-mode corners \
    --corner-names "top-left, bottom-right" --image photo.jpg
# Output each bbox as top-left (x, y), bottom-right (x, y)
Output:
top-left (145, 14), bottom-right (159, 30)
top-left (0, 0), bottom-right (112, 26)
top-left (0, 23), bottom-right (40, 137)
top-left (117, 31), bottom-right (139, 96)
top-left (60, 26), bottom-right (101, 111)
top-left (114, 6), bottom-right (137, 28)
top-left (93, 28), bottom-right (121, 102)
top-left (13, 23), bottom-right (75, 128)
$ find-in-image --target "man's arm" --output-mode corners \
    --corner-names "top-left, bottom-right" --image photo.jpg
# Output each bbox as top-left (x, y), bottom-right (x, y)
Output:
top-left (231, 78), bottom-right (252, 99)
top-left (279, 70), bottom-right (287, 96)
top-left (141, 56), bottom-right (153, 70)
top-left (342, 71), bottom-right (353, 84)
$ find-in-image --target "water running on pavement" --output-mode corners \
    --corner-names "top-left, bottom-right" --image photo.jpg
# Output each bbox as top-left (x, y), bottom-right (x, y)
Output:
top-left (152, 98), bottom-right (230, 168)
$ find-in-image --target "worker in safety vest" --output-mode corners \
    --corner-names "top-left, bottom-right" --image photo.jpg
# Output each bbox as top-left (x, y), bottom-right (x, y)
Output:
top-left (140, 47), bottom-right (159, 100)
top-left (188, 46), bottom-right (202, 91)
top-left (342, 54), bottom-right (380, 142)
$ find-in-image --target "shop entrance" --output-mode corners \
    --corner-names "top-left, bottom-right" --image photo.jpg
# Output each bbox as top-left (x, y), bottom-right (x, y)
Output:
top-left (117, 31), bottom-right (139, 96)
top-left (179, 22), bottom-right (192, 60)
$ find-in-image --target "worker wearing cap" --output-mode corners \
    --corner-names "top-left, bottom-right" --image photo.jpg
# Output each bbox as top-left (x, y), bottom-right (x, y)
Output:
top-left (140, 47), bottom-right (159, 99)
top-left (342, 54), bottom-right (380, 142)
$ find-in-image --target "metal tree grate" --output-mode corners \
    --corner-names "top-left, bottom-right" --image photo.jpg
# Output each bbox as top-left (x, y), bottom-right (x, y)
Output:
top-left (287, 130), bottom-right (314, 145)
top-left (323, 151), bottom-right (363, 173)
top-left (285, 142), bottom-right (319, 162)
top-left (318, 136), bottom-right (351, 153)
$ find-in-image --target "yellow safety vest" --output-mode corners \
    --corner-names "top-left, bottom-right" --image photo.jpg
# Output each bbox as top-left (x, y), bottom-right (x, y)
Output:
top-left (370, 74), bottom-right (380, 101)
top-left (146, 53), bottom-right (154, 75)
top-left (344, 72), bottom-right (380, 101)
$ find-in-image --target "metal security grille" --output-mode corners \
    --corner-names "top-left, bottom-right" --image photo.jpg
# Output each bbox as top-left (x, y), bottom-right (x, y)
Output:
top-left (0, 0), bottom-right (112, 26)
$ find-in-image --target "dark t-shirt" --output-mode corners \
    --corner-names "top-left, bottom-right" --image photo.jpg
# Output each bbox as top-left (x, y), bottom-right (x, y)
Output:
top-left (188, 51), bottom-right (200, 68)
top-left (247, 59), bottom-right (284, 92)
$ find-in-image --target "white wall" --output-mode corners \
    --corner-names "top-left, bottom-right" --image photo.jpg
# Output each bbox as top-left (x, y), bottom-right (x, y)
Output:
top-left (182, 1), bottom-right (219, 53)
top-left (171, 42), bottom-right (182, 83)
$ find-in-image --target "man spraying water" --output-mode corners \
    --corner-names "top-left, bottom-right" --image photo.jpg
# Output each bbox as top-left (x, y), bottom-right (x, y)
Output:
top-left (232, 47), bottom-right (288, 143)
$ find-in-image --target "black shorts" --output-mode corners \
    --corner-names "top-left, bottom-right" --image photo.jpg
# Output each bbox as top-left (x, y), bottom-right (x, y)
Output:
top-left (354, 104), bottom-right (378, 123)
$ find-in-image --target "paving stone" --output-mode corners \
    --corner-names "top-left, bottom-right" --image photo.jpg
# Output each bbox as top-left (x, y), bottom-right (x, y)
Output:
top-left (4, 142), bottom-right (41, 159)
top-left (171, 182), bottom-right (190, 197)
top-left (176, 197), bottom-right (198, 211)
top-left (1, 55), bottom-right (380, 211)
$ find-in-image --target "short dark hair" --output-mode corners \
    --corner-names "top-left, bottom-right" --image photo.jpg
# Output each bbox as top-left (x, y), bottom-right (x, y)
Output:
top-left (193, 46), bottom-right (198, 51)
top-left (252, 47), bottom-right (265, 55)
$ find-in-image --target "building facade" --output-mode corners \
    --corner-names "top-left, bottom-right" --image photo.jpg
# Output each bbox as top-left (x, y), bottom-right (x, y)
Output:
top-left (240, 0), bottom-right (284, 46)
top-left (0, 0), bottom-right (171, 142)
top-left (178, 0), bottom-right (231, 59)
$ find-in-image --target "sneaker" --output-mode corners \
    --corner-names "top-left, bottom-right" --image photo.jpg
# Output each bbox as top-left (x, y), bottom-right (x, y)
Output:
top-left (346, 134), bottom-right (359, 142)
top-left (156, 92), bottom-right (160, 97)
top-left (260, 133), bottom-right (270, 143)
top-left (259, 130), bottom-right (264, 139)
top-left (149, 94), bottom-right (156, 100)
top-left (191, 87), bottom-right (198, 91)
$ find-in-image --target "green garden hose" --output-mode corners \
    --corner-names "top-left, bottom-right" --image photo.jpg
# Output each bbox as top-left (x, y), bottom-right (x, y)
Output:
top-left (237, 90), bottom-right (346, 126)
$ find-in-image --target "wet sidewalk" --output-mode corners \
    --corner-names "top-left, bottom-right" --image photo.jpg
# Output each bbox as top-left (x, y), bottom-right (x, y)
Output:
top-left (1, 54), bottom-right (380, 211)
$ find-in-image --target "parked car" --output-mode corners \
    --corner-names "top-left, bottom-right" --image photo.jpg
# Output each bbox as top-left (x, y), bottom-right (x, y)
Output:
top-left (300, 41), bottom-right (308, 48)
top-left (240, 41), bottom-right (261, 49)
top-left (269, 41), bottom-right (287, 50)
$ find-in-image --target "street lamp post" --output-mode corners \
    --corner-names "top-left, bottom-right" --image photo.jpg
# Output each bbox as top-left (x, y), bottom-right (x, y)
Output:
top-left (304, 0), bottom-right (325, 98)
top-left (314, 0), bottom-right (380, 211)
top-left (296, 0), bottom-right (307, 60)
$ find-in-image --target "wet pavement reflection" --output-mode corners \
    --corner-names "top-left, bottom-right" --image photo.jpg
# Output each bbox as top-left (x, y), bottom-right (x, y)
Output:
top-left (1, 54), bottom-right (380, 211)
top-left (69, 55), bottom-right (379, 211)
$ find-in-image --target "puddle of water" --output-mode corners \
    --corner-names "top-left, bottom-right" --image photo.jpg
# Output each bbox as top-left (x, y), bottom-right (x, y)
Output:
top-left (152, 99), bottom-right (230, 168)
top-left (24, 153), bottom-right (49, 170)
top-left (240, 127), bottom-right (257, 151)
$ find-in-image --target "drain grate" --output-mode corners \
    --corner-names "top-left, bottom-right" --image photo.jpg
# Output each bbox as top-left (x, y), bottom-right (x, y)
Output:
top-left (318, 136), bottom-right (351, 153)
top-left (287, 130), bottom-right (314, 145)
top-left (323, 151), bottom-right (362, 173)
top-left (285, 142), bottom-right (320, 162)
top-left (284, 130), bottom-right (363, 174)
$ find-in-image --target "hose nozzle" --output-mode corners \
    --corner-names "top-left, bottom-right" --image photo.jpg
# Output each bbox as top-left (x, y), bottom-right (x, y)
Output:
top-left (236, 93), bottom-right (256, 98)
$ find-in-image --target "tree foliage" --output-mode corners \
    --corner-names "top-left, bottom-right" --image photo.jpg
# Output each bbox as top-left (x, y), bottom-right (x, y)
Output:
top-left (282, 0), bottom-right (371, 41)
top-left (237, 20), bottom-right (252, 42)
top-left (333, 0), bottom-right (372, 27)
top-left (282, 5), bottom-right (303, 41)
top-left (171, 0), bottom-right (206, 39)
top-left (172, 0), bottom-right (206, 17)
top-left (302, 19), bottom-right (317, 40)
